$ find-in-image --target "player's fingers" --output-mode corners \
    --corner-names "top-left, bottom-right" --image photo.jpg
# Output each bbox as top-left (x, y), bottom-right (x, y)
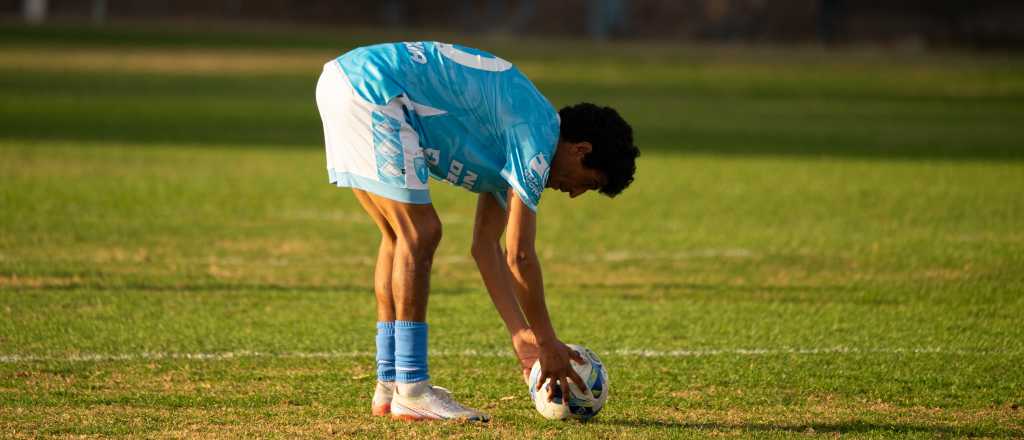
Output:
top-left (536, 372), bottom-right (548, 390)
top-left (564, 375), bottom-right (574, 404)
top-left (558, 376), bottom-right (570, 404)
top-left (569, 349), bottom-right (585, 364)
top-left (570, 369), bottom-right (588, 393)
top-left (548, 377), bottom-right (564, 403)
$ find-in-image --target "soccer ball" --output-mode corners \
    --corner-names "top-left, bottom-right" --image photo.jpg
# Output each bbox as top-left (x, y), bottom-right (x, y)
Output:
top-left (527, 344), bottom-right (609, 421)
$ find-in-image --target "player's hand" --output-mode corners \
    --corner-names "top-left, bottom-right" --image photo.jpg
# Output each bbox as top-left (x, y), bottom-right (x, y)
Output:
top-left (535, 339), bottom-right (587, 404)
top-left (511, 329), bottom-right (539, 384)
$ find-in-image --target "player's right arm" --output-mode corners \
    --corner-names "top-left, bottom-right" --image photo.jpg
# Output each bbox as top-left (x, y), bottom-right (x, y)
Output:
top-left (503, 189), bottom-right (586, 400)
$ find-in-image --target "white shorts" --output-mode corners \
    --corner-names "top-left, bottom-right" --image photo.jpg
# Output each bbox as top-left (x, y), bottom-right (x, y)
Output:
top-left (315, 60), bottom-right (431, 204)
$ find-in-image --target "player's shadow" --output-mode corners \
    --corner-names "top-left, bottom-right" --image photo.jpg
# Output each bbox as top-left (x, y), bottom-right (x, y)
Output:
top-left (600, 418), bottom-right (1019, 437)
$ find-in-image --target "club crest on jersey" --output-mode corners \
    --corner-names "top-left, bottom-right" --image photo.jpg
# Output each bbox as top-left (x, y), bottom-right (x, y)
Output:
top-left (404, 42), bottom-right (428, 64)
top-left (413, 156), bottom-right (428, 184)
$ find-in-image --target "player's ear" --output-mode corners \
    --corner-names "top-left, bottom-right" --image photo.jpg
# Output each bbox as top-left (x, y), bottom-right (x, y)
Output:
top-left (574, 141), bottom-right (593, 157)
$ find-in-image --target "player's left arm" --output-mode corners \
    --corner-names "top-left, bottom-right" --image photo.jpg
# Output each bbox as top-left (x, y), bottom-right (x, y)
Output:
top-left (471, 190), bottom-right (537, 381)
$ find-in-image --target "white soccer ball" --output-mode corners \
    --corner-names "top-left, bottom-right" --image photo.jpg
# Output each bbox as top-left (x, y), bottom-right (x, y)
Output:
top-left (527, 344), bottom-right (609, 421)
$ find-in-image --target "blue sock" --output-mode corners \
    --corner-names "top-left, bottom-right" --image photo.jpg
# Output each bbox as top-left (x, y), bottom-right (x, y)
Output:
top-left (375, 321), bottom-right (395, 382)
top-left (394, 320), bottom-right (429, 383)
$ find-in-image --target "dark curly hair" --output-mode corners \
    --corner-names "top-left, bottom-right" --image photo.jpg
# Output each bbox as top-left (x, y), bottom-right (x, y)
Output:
top-left (558, 103), bottom-right (639, 197)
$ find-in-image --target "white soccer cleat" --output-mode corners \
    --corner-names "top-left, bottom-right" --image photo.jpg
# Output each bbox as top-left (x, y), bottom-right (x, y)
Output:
top-left (391, 381), bottom-right (490, 422)
top-left (371, 381), bottom-right (394, 416)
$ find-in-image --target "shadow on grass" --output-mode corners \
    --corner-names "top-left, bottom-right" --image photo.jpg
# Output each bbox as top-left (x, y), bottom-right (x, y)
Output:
top-left (602, 418), bottom-right (1021, 437)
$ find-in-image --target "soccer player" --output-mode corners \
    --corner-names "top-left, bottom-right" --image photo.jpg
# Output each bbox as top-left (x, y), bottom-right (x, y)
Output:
top-left (315, 41), bottom-right (638, 422)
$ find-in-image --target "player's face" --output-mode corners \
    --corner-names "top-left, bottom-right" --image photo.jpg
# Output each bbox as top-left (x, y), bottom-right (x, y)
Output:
top-left (547, 141), bottom-right (608, 199)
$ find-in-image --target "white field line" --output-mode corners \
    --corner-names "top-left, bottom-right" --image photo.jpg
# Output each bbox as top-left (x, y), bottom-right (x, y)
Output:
top-left (0, 346), bottom-right (1006, 364)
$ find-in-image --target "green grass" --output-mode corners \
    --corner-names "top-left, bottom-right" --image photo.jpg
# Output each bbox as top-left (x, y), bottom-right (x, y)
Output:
top-left (1, 24), bottom-right (1023, 438)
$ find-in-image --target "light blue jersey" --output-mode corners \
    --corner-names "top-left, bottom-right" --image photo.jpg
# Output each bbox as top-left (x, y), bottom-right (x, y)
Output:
top-left (336, 42), bottom-right (559, 211)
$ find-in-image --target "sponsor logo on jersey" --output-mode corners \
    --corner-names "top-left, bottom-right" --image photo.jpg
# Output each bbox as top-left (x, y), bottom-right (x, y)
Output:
top-left (424, 148), bottom-right (441, 166)
top-left (436, 43), bottom-right (512, 72)
top-left (528, 153), bottom-right (550, 182)
top-left (443, 159), bottom-right (478, 190)
top-left (404, 42), bottom-right (428, 64)
top-left (446, 160), bottom-right (464, 184)
top-left (521, 153), bottom-right (550, 200)
top-left (461, 170), bottom-right (478, 190)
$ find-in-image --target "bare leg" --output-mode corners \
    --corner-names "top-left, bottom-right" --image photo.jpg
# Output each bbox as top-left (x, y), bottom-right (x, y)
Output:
top-left (378, 202), bottom-right (441, 323)
top-left (352, 191), bottom-right (488, 421)
top-left (351, 189), bottom-right (441, 322)
top-left (352, 189), bottom-right (398, 322)
top-left (373, 239), bottom-right (397, 322)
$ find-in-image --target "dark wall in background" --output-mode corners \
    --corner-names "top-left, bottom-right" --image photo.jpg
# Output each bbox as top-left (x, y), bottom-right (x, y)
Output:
top-left (3, 0), bottom-right (1023, 47)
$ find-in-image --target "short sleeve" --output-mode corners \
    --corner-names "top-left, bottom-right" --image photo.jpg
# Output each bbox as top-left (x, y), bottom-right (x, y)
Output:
top-left (499, 123), bottom-right (555, 212)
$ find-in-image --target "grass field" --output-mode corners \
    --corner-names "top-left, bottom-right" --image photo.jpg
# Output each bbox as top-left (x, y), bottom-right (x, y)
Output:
top-left (1, 24), bottom-right (1023, 438)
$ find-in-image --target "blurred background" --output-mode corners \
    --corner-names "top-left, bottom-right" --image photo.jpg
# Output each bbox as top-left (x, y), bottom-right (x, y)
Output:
top-left (5, 0), bottom-right (1024, 47)
top-left (1, 0), bottom-right (1022, 159)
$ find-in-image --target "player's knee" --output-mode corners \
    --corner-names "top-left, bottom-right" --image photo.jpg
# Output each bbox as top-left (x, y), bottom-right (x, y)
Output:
top-left (399, 217), bottom-right (442, 260)
top-left (416, 219), bottom-right (443, 254)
